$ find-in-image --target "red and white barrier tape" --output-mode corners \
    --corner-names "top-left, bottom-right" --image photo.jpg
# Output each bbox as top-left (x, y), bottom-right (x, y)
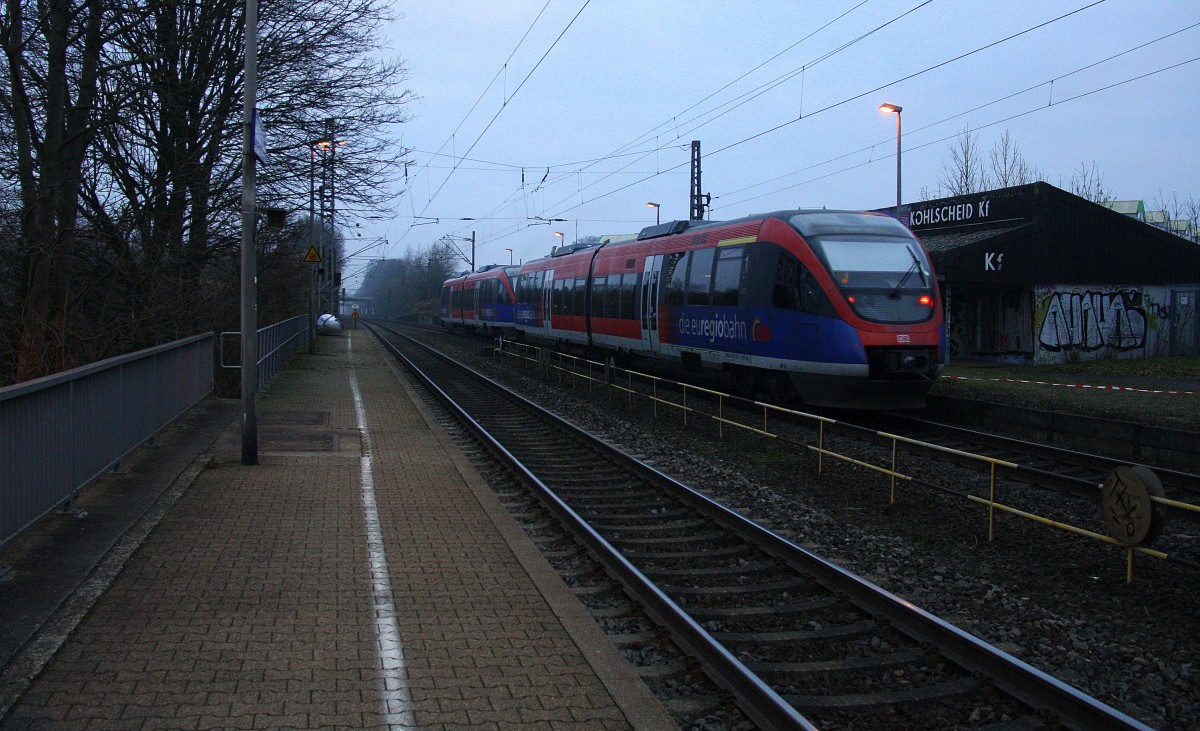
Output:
top-left (940, 375), bottom-right (1199, 396)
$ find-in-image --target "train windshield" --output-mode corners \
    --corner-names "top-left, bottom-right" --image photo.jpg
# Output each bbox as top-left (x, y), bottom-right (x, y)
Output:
top-left (817, 238), bottom-right (929, 289)
top-left (808, 236), bottom-right (936, 324)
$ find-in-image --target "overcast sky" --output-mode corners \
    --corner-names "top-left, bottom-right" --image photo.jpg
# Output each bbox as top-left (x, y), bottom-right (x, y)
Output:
top-left (343, 0), bottom-right (1199, 289)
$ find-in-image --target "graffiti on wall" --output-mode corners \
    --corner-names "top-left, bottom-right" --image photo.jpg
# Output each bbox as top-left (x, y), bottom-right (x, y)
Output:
top-left (1036, 287), bottom-right (1167, 354)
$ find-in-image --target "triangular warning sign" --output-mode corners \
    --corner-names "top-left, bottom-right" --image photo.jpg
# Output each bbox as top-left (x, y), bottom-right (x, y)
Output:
top-left (303, 246), bottom-right (322, 264)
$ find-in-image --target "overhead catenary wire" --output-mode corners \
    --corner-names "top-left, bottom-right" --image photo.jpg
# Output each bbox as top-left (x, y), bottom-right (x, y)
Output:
top-left (538, 0), bottom-right (1113, 219)
top-left (535, 0), bottom-right (938, 219)
top-left (384, 0), bottom-right (589, 259)
top-left (405, 1), bottom-right (555, 197)
top-left (578, 0), bottom-right (880, 168)
top-left (402, 0), bottom-right (884, 255)
top-left (414, 0), bottom-right (592, 221)
top-left (713, 21), bottom-right (1200, 206)
top-left (715, 55), bottom-right (1200, 211)
top-left (378, 1), bottom-right (1187, 275)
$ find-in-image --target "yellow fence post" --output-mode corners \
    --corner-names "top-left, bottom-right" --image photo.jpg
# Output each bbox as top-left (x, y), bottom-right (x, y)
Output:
top-left (890, 439), bottom-right (898, 505)
top-left (988, 463), bottom-right (997, 542)
top-left (818, 421), bottom-right (825, 475)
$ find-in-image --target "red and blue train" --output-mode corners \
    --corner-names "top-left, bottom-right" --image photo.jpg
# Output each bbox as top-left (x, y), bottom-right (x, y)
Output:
top-left (440, 210), bottom-right (945, 409)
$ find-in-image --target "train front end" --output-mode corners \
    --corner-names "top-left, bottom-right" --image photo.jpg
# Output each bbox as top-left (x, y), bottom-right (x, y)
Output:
top-left (784, 211), bottom-right (944, 409)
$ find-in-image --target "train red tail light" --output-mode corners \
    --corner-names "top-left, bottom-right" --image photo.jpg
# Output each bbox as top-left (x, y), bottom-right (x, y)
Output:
top-left (918, 295), bottom-right (933, 306)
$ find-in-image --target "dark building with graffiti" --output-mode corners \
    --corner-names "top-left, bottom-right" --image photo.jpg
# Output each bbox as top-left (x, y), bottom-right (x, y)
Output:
top-left (882, 182), bottom-right (1200, 363)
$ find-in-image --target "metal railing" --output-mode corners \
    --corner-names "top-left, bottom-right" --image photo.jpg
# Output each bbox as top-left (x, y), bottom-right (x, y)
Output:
top-left (1, 334), bottom-right (214, 548)
top-left (495, 339), bottom-right (1200, 583)
top-left (219, 315), bottom-right (310, 391)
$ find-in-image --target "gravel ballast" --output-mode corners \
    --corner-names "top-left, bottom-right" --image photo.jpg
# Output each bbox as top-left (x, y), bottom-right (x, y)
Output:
top-left (420, 329), bottom-right (1198, 730)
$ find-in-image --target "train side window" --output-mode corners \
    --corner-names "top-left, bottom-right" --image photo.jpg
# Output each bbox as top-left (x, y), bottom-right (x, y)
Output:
top-left (773, 254), bottom-right (805, 311)
top-left (519, 274), bottom-right (530, 304)
top-left (663, 252), bottom-right (688, 305)
top-left (798, 267), bottom-right (835, 315)
top-left (552, 278), bottom-right (565, 314)
top-left (712, 246), bottom-right (743, 306)
top-left (592, 276), bottom-right (608, 317)
top-left (570, 278), bottom-right (585, 316)
top-left (534, 271), bottom-right (546, 302)
top-left (773, 253), bottom-right (836, 316)
top-left (687, 247), bottom-right (715, 306)
top-left (619, 272), bottom-right (639, 320)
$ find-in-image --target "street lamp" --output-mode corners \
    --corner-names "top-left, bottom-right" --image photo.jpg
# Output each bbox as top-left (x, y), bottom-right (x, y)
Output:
top-left (553, 231), bottom-right (564, 251)
top-left (879, 103), bottom-right (902, 218)
top-left (504, 247), bottom-right (513, 265)
top-left (646, 201), bottom-right (660, 225)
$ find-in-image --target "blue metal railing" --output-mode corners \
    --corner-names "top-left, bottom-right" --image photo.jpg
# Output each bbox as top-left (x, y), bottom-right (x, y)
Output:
top-left (219, 314), bottom-right (311, 391)
top-left (1, 334), bottom-right (214, 548)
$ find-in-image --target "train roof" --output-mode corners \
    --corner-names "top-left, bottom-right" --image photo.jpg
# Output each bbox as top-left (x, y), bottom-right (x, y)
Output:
top-left (632, 209), bottom-right (910, 242)
top-left (520, 209), bottom-right (909, 268)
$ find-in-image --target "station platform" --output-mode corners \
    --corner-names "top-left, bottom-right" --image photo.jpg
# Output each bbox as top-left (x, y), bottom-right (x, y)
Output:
top-left (0, 331), bottom-right (676, 730)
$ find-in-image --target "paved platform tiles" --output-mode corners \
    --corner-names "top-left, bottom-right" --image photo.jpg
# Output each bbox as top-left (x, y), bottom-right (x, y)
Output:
top-left (2, 331), bottom-right (675, 730)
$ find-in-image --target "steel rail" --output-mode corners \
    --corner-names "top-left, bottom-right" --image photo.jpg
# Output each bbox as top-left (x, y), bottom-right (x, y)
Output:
top-left (869, 412), bottom-right (1200, 524)
top-left (367, 322), bottom-right (1154, 731)
top-left (366, 322), bottom-right (817, 731)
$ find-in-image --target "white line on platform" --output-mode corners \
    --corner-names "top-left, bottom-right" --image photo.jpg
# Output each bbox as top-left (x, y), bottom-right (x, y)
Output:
top-left (349, 336), bottom-right (417, 729)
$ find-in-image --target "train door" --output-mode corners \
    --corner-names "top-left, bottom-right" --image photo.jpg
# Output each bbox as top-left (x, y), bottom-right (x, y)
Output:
top-left (639, 256), bottom-right (662, 352)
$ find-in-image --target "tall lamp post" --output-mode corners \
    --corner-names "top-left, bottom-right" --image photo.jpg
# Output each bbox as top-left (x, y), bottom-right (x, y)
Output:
top-left (504, 247), bottom-right (513, 265)
top-left (646, 201), bottom-right (660, 225)
top-left (553, 231), bottom-right (564, 251)
top-left (315, 136), bottom-right (346, 314)
top-left (307, 138), bottom-right (331, 354)
top-left (879, 103), bottom-right (902, 218)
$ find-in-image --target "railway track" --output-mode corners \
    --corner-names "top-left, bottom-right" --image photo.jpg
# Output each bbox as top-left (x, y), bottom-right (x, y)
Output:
top-left (366, 322), bottom-right (1152, 731)
top-left (863, 412), bottom-right (1200, 518)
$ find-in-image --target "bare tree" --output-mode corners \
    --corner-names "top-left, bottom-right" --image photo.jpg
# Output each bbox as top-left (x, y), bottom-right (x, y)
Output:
top-left (989, 130), bottom-right (1040, 188)
top-left (356, 242), bottom-right (458, 320)
top-left (1064, 161), bottom-right (1112, 204)
top-left (1152, 190), bottom-right (1200, 242)
top-left (0, 0), bottom-right (415, 385)
top-left (1, 0), bottom-right (129, 379)
top-left (938, 127), bottom-right (991, 196)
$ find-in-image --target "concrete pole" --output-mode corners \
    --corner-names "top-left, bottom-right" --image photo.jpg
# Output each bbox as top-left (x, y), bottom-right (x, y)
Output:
top-left (240, 0), bottom-right (258, 465)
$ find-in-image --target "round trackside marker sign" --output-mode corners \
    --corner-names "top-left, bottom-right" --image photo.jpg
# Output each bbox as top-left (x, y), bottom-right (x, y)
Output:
top-left (1100, 465), bottom-right (1166, 546)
